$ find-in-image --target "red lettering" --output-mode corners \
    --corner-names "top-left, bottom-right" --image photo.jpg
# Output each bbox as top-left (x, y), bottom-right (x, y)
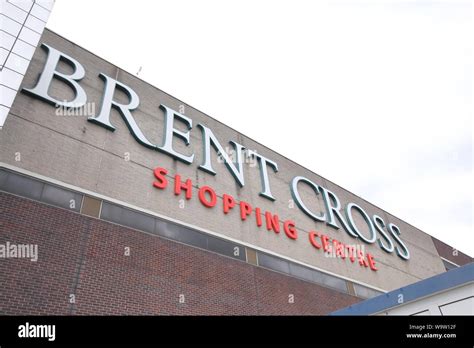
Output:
top-left (265, 212), bottom-right (280, 233)
top-left (346, 245), bottom-right (356, 263)
top-left (255, 207), bottom-right (262, 227)
top-left (154, 166), bottom-right (379, 273)
top-left (321, 234), bottom-right (330, 252)
top-left (333, 239), bottom-right (346, 259)
top-left (309, 231), bottom-right (322, 249)
top-left (357, 250), bottom-right (369, 267)
top-left (153, 167), bottom-right (168, 189)
top-left (223, 194), bottom-right (235, 214)
top-left (198, 186), bottom-right (217, 208)
top-left (367, 253), bottom-right (378, 271)
top-left (283, 220), bottom-right (297, 239)
top-left (240, 201), bottom-right (252, 221)
top-left (174, 175), bottom-right (192, 200)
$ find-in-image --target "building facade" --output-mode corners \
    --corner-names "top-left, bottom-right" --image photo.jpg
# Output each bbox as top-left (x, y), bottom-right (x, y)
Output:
top-left (1, 0), bottom-right (54, 127)
top-left (0, 26), bottom-right (472, 315)
top-left (332, 263), bottom-right (474, 315)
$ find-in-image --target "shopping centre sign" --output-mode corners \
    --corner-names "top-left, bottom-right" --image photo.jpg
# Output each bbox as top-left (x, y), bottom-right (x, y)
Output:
top-left (22, 43), bottom-right (411, 267)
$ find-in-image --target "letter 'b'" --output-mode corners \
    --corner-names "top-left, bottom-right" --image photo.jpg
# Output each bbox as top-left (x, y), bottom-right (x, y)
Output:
top-left (22, 44), bottom-right (87, 108)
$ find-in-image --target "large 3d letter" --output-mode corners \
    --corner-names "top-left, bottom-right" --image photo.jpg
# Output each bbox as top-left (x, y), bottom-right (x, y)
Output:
top-left (247, 150), bottom-right (279, 201)
top-left (197, 123), bottom-right (245, 187)
top-left (88, 73), bottom-right (156, 149)
top-left (291, 176), bottom-right (326, 222)
top-left (23, 44), bottom-right (87, 107)
top-left (389, 223), bottom-right (410, 260)
top-left (157, 104), bottom-right (194, 164)
top-left (345, 203), bottom-right (376, 243)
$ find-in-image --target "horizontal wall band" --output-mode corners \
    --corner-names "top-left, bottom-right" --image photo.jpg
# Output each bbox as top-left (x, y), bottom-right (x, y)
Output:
top-left (0, 162), bottom-right (385, 298)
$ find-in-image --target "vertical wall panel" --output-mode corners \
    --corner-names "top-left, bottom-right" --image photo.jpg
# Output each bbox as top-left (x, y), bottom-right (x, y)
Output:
top-left (0, 0), bottom-right (55, 128)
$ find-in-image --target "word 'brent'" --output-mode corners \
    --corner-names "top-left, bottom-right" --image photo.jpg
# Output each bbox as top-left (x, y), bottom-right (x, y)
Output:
top-left (22, 43), bottom-right (411, 268)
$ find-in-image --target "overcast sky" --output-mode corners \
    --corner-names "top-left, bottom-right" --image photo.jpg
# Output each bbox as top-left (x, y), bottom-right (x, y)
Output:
top-left (46, 0), bottom-right (473, 256)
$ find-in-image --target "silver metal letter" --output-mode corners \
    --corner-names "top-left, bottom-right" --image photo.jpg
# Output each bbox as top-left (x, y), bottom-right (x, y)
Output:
top-left (320, 186), bottom-right (357, 237)
top-left (345, 203), bottom-right (376, 243)
top-left (157, 104), bottom-right (194, 164)
top-left (290, 176), bottom-right (326, 222)
top-left (197, 124), bottom-right (245, 187)
top-left (88, 73), bottom-right (156, 149)
top-left (388, 223), bottom-right (410, 260)
top-left (247, 150), bottom-right (278, 200)
top-left (22, 44), bottom-right (87, 107)
top-left (373, 214), bottom-right (395, 253)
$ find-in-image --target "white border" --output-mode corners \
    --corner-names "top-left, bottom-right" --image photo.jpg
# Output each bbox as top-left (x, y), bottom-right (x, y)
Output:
top-left (440, 257), bottom-right (460, 268)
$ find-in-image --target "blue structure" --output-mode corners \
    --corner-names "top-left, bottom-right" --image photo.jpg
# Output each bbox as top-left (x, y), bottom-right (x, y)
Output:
top-left (331, 262), bottom-right (474, 315)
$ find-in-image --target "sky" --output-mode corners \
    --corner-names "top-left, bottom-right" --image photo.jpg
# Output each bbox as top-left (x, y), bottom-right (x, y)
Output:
top-left (46, 0), bottom-right (473, 256)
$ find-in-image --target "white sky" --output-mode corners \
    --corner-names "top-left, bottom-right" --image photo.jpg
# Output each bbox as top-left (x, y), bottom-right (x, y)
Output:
top-left (46, 0), bottom-right (473, 256)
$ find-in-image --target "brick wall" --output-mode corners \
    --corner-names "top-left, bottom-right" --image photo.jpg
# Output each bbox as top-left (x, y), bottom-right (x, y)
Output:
top-left (0, 192), bottom-right (361, 315)
top-left (431, 237), bottom-right (473, 267)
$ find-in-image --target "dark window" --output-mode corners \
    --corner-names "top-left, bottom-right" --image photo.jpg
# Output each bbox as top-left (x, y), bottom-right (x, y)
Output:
top-left (41, 184), bottom-right (82, 212)
top-left (289, 262), bottom-right (314, 282)
top-left (257, 252), bottom-right (290, 274)
top-left (1, 171), bottom-right (44, 200)
top-left (155, 221), bottom-right (208, 250)
top-left (101, 202), bottom-right (154, 234)
top-left (207, 236), bottom-right (246, 261)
